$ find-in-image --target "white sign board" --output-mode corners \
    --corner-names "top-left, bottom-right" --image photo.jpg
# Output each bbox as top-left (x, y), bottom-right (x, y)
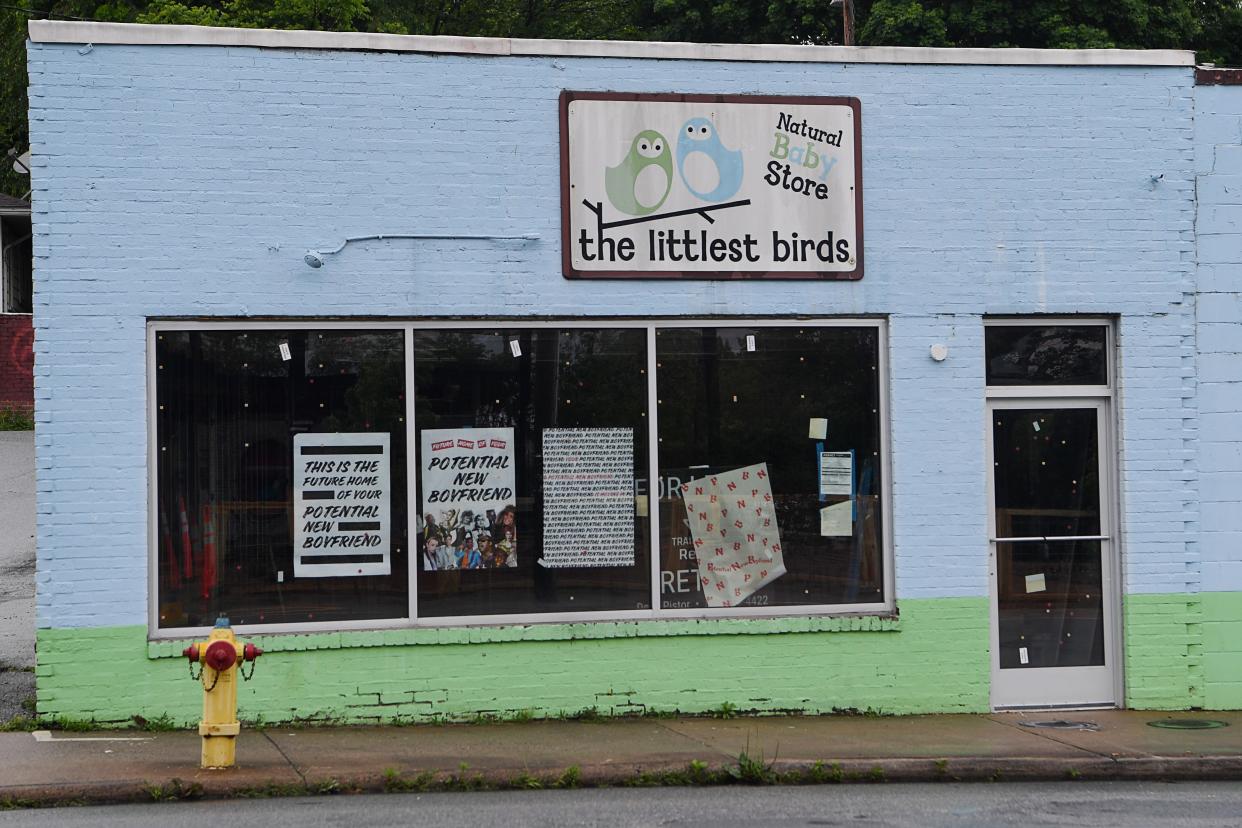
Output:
top-left (681, 463), bottom-right (787, 608)
top-left (293, 432), bottom-right (391, 578)
top-left (561, 92), bottom-right (862, 279)
top-left (540, 428), bottom-right (635, 568)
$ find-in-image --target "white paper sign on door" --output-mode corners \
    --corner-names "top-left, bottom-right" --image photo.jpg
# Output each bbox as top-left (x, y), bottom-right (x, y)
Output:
top-left (294, 432), bottom-right (391, 578)
top-left (681, 463), bottom-right (786, 607)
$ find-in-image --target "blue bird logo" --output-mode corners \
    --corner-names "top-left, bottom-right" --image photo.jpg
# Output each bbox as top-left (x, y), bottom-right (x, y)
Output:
top-left (676, 117), bottom-right (744, 203)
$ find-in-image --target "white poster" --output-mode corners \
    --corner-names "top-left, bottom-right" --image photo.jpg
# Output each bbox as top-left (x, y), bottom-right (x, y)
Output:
top-left (681, 463), bottom-right (786, 608)
top-left (419, 428), bottom-right (517, 570)
top-left (819, 451), bottom-right (854, 497)
top-left (563, 93), bottom-right (862, 278)
top-left (293, 432), bottom-right (391, 578)
top-left (540, 428), bottom-right (636, 568)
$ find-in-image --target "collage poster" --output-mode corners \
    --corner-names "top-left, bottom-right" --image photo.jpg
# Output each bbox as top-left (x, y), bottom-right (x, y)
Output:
top-left (419, 427), bottom-right (517, 571)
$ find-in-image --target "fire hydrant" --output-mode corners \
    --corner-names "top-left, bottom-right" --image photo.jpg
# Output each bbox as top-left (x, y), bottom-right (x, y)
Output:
top-left (182, 617), bottom-right (261, 769)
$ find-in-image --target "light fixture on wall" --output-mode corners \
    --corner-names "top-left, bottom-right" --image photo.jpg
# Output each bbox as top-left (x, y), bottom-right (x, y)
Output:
top-left (303, 232), bottom-right (540, 268)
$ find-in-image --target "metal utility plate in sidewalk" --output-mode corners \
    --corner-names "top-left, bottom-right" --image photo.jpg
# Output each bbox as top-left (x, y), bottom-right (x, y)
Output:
top-left (989, 711), bottom-right (1242, 758)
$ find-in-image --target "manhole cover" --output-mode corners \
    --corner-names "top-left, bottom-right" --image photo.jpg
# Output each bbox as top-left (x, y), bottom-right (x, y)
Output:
top-left (1019, 720), bottom-right (1099, 731)
top-left (1147, 719), bottom-right (1230, 730)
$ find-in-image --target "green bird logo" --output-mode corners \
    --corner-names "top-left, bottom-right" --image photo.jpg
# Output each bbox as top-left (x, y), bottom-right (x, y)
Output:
top-left (605, 130), bottom-right (673, 216)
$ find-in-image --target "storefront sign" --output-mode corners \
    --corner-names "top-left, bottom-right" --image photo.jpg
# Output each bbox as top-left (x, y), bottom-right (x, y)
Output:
top-left (419, 427), bottom-right (518, 570)
top-left (540, 427), bottom-right (636, 568)
top-left (561, 92), bottom-right (863, 280)
top-left (293, 432), bottom-right (391, 578)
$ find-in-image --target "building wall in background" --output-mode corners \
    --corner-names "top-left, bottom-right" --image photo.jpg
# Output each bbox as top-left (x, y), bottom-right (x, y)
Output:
top-left (0, 314), bottom-right (32, 414)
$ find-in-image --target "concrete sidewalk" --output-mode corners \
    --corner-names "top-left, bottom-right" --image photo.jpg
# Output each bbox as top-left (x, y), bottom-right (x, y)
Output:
top-left (2, 710), bottom-right (1240, 807)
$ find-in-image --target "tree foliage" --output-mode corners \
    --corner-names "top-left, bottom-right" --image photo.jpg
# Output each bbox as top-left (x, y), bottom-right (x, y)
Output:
top-left (1, 0), bottom-right (1239, 198)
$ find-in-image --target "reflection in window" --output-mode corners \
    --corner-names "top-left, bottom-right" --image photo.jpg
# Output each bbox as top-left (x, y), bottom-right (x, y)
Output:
top-left (985, 326), bottom-right (1107, 386)
top-left (996, 540), bottom-right (1105, 668)
top-left (655, 327), bottom-right (884, 609)
top-left (992, 408), bottom-right (1100, 539)
top-left (155, 330), bottom-right (408, 628)
top-left (412, 329), bottom-right (651, 618)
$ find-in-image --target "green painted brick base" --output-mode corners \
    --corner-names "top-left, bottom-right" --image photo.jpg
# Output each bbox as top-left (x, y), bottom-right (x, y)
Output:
top-left (1124, 591), bottom-right (1242, 711)
top-left (36, 598), bottom-right (990, 725)
top-left (1202, 591), bottom-right (1242, 710)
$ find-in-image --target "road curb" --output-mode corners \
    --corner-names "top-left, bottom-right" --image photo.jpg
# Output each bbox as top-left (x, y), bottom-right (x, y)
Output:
top-left (4, 755), bottom-right (1242, 808)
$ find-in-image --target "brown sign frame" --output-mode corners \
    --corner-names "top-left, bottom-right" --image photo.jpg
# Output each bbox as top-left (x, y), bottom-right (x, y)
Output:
top-left (559, 91), bottom-right (864, 281)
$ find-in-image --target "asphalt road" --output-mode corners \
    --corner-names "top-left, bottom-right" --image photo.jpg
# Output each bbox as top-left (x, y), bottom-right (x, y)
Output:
top-left (2, 782), bottom-right (1242, 827)
top-left (0, 430), bottom-right (35, 722)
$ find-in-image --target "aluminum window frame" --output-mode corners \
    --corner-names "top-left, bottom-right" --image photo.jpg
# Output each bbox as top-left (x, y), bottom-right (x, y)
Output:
top-left (147, 317), bottom-right (894, 639)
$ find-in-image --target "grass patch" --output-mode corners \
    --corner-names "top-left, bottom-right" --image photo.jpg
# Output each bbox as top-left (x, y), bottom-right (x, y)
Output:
top-left (711, 701), bottom-right (739, 720)
top-left (0, 714), bottom-right (98, 733)
top-left (0, 408), bottom-right (32, 431)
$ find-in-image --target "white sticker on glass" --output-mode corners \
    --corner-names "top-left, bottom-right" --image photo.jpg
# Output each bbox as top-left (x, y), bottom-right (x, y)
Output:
top-left (808, 418), bottom-right (828, 440)
top-left (278, 342), bottom-right (292, 361)
top-left (1019, 647), bottom-right (1030, 665)
top-left (509, 339), bottom-right (522, 357)
top-left (1025, 573), bottom-right (1047, 593)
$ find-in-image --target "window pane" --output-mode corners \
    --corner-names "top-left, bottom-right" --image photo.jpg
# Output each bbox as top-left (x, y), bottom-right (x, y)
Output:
top-left (996, 540), bottom-right (1105, 669)
top-left (155, 330), bottom-right (408, 628)
top-left (413, 328), bottom-right (651, 617)
top-left (985, 325), bottom-right (1107, 386)
top-left (655, 326), bottom-right (884, 609)
top-left (992, 408), bottom-right (1100, 538)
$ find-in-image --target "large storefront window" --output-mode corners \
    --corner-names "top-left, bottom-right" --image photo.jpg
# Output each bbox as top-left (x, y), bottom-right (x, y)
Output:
top-left (152, 321), bottom-right (889, 632)
top-left (412, 328), bottom-right (651, 618)
top-left (656, 327), bottom-right (885, 609)
top-left (154, 329), bottom-right (408, 628)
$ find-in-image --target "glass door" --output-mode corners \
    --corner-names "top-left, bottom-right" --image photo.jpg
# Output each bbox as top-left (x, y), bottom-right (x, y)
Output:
top-left (987, 399), bottom-right (1118, 708)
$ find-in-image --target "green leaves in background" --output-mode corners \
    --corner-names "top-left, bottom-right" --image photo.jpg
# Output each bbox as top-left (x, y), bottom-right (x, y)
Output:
top-left (2, 0), bottom-right (1239, 199)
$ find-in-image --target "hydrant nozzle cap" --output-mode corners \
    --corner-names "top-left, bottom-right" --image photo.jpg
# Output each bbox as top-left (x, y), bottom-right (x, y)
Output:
top-left (214, 616), bottom-right (231, 628)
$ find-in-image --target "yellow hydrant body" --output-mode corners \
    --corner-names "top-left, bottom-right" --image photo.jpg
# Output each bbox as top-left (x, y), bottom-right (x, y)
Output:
top-left (183, 617), bottom-right (261, 770)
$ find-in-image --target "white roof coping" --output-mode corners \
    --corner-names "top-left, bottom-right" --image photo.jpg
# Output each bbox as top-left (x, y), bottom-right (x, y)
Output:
top-left (29, 21), bottom-right (1195, 67)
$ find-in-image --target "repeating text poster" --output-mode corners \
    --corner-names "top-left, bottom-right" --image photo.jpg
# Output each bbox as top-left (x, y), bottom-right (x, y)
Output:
top-left (681, 463), bottom-right (786, 607)
top-left (541, 428), bottom-right (636, 568)
top-left (293, 432), bottom-right (391, 578)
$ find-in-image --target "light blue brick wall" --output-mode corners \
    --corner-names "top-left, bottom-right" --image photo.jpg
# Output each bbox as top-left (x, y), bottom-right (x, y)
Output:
top-left (1195, 83), bottom-right (1242, 593)
top-left (27, 41), bottom-right (1197, 629)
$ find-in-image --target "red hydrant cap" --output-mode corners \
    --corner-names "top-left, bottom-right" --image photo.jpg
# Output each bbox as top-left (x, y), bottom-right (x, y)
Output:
top-left (204, 640), bottom-right (237, 671)
top-left (182, 644), bottom-right (200, 662)
top-left (243, 643), bottom-right (262, 662)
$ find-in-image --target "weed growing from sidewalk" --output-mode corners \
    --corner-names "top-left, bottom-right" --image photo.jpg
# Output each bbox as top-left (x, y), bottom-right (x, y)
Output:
top-left (554, 765), bottom-right (581, 789)
top-left (510, 772), bottom-right (543, 789)
top-left (711, 701), bottom-right (739, 719)
top-left (132, 713), bottom-right (179, 732)
top-left (382, 768), bottom-right (436, 793)
top-left (144, 779), bottom-right (204, 802)
top-left (728, 750), bottom-right (776, 784)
